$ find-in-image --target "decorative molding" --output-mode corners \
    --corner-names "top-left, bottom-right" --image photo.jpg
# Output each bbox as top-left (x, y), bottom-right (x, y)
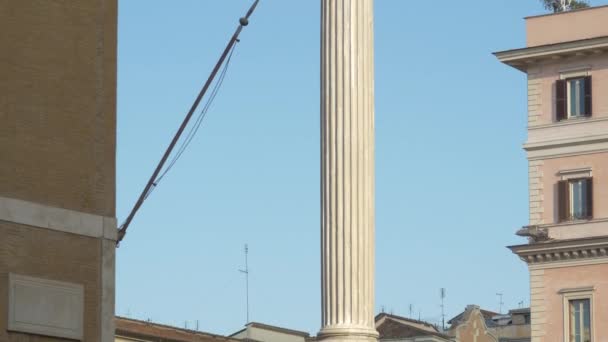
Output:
top-left (525, 134), bottom-right (608, 160)
top-left (559, 68), bottom-right (591, 79)
top-left (8, 273), bottom-right (84, 341)
top-left (558, 167), bottom-right (592, 180)
top-left (558, 286), bottom-right (595, 294)
top-left (527, 116), bottom-right (608, 131)
top-left (494, 36), bottom-right (608, 72)
top-left (510, 236), bottom-right (608, 266)
top-left (0, 196), bottom-right (117, 240)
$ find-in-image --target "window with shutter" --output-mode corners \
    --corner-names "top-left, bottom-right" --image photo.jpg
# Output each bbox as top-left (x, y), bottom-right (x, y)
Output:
top-left (584, 76), bottom-right (592, 117)
top-left (585, 178), bottom-right (593, 219)
top-left (557, 178), bottom-right (593, 222)
top-left (558, 180), bottom-right (570, 222)
top-left (567, 77), bottom-right (586, 118)
top-left (556, 79), bottom-right (567, 122)
top-left (555, 76), bottom-right (592, 121)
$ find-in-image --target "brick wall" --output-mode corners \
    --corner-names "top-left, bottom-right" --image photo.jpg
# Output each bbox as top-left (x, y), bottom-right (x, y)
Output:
top-left (0, 1), bottom-right (117, 341)
top-left (0, 0), bottom-right (117, 217)
top-left (0, 222), bottom-right (102, 342)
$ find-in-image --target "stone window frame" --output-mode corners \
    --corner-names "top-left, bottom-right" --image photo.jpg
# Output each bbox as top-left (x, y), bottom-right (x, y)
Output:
top-left (557, 67), bottom-right (592, 122)
top-left (560, 286), bottom-right (595, 342)
top-left (558, 168), bottom-right (592, 181)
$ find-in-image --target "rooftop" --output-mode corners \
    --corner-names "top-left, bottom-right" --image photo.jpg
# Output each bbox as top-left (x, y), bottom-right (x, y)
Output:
top-left (229, 322), bottom-right (310, 338)
top-left (115, 316), bottom-right (238, 342)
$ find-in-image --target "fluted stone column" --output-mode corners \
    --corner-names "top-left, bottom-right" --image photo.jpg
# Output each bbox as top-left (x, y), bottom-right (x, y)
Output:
top-left (319, 1), bottom-right (377, 341)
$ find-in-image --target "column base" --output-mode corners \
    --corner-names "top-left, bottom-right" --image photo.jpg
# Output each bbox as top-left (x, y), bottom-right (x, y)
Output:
top-left (317, 326), bottom-right (378, 342)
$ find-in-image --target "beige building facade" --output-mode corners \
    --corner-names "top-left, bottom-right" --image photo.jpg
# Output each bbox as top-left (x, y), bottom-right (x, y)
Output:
top-left (496, 5), bottom-right (608, 342)
top-left (230, 322), bottom-right (310, 342)
top-left (1, 1), bottom-right (117, 341)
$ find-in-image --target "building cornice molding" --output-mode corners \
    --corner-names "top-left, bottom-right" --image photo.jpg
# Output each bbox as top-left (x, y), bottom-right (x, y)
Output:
top-left (524, 133), bottom-right (608, 160)
top-left (509, 236), bottom-right (608, 266)
top-left (494, 36), bottom-right (608, 72)
top-left (0, 196), bottom-right (117, 240)
top-left (527, 116), bottom-right (608, 131)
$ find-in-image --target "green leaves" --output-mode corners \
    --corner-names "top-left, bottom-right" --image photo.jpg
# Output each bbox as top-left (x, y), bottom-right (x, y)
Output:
top-left (541, 0), bottom-right (590, 12)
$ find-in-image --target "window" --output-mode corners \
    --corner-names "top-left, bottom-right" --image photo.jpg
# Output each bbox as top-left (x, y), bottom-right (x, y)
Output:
top-left (557, 178), bottom-right (593, 222)
top-left (556, 76), bottom-right (592, 121)
top-left (568, 78), bottom-right (586, 118)
top-left (561, 287), bottom-right (594, 342)
top-left (569, 299), bottom-right (591, 342)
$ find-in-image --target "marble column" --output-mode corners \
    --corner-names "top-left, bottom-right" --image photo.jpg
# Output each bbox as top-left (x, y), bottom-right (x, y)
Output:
top-left (319, 1), bottom-right (377, 341)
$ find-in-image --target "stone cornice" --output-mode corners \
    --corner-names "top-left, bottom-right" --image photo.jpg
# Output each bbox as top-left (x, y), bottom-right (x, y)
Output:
top-left (509, 236), bottom-right (608, 265)
top-left (0, 195), bottom-right (117, 241)
top-left (494, 36), bottom-right (608, 72)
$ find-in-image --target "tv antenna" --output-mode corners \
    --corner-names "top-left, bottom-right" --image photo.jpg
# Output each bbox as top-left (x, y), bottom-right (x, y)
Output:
top-left (496, 293), bottom-right (504, 314)
top-left (440, 288), bottom-right (446, 331)
top-left (239, 244), bottom-right (250, 323)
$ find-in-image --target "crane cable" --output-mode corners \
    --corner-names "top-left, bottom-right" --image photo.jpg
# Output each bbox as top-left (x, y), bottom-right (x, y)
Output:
top-left (117, 0), bottom-right (260, 245)
top-left (141, 42), bottom-right (236, 202)
top-left (156, 43), bottom-right (236, 185)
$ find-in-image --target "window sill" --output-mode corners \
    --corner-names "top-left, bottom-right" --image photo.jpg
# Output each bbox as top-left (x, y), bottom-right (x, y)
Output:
top-left (557, 218), bottom-right (593, 225)
top-left (556, 116), bottom-right (591, 124)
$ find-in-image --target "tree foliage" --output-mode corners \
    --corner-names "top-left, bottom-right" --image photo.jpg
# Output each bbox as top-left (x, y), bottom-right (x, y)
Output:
top-left (541, 0), bottom-right (590, 12)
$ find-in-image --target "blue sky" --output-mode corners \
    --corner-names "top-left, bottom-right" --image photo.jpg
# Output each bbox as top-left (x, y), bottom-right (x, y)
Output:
top-left (115, 0), bottom-right (608, 336)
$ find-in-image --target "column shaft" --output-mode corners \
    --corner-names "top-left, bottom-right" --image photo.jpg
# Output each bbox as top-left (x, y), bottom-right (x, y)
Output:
top-left (320, 0), bottom-right (376, 341)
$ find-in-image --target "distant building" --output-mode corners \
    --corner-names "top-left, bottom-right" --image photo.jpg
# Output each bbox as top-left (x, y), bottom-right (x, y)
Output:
top-left (489, 308), bottom-right (531, 342)
top-left (375, 313), bottom-right (452, 342)
top-left (447, 306), bottom-right (531, 342)
top-left (115, 317), bottom-right (238, 342)
top-left (495, 5), bottom-right (608, 342)
top-left (229, 322), bottom-right (310, 342)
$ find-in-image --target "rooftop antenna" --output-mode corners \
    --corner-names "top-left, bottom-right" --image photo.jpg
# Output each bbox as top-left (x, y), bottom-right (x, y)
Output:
top-left (196, 320), bottom-right (199, 331)
top-left (239, 244), bottom-right (250, 324)
top-left (518, 301), bottom-right (524, 309)
top-left (440, 288), bottom-right (446, 331)
top-left (496, 293), bottom-right (504, 314)
top-left (409, 304), bottom-right (413, 318)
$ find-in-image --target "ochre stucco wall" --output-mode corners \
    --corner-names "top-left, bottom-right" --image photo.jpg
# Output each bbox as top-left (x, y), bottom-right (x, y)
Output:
top-left (541, 263), bottom-right (608, 342)
top-left (0, 222), bottom-right (102, 342)
top-left (527, 54), bottom-right (608, 127)
top-left (526, 6), bottom-right (608, 47)
top-left (540, 153), bottom-right (608, 229)
top-left (0, 0), bottom-right (117, 217)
